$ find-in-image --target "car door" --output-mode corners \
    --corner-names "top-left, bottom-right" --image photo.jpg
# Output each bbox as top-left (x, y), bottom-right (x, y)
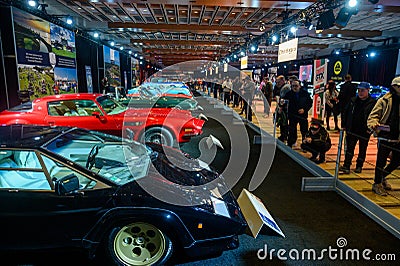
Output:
top-left (0, 150), bottom-right (113, 249)
top-left (44, 99), bottom-right (120, 135)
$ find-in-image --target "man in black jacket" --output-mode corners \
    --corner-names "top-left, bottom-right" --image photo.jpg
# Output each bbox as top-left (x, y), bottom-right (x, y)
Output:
top-left (339, 82), bottom-right (376, 174)
top-left (283, 79), bottom-right (313, 148)
top-left (338, 74), bottom-right (357, 127)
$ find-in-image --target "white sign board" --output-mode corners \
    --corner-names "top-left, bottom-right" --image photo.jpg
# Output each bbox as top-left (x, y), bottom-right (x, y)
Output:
top-left (278, 38), bottom-right (298, 63)
top-left (237, 189), bottom-right (285, 238)
top-left (224, 63), bottom-right (228, 73)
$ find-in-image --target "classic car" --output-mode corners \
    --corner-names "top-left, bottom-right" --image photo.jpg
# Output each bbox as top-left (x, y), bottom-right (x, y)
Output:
top-left (120, 95), bottom-right (203, 112)
top-left (128, 82), bottom-right (193, 98)
top-left (369, 85), bottom-right (389, 99)
top-left (0, 93), bottom-right (204, 146)
top-left (0, 125), bottom-right (247, 265)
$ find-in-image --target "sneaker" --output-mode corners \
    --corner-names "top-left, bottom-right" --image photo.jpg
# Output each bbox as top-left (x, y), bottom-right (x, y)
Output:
top-left (354, 167), bottom-right (362, 173)
top-left (382, 179), bottom-right (392, 190)
top-left (339, 165), bottom-right (350, 174)
top-left (309, 155), bottom-right (318, 162)
top-left (372, 183), bottom-right (388, 196)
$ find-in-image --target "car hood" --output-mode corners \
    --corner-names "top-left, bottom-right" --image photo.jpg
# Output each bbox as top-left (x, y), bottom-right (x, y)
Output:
top-left (123, 108), bottom-right (194, 119)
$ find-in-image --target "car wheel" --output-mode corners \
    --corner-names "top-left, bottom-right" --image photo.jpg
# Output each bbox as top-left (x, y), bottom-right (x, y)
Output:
top-left (141, 127), bottom-right (174, 146)
top-left (107, 222), bottom-right (173, 266)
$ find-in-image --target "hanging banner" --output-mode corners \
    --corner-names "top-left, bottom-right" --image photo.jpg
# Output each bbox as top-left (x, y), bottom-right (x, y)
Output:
top-left (104, 46), bottom-right (121, 87)
top-left (278, 38), bottom-right (298, 63)
top-left (85, 66), bottom-right (93, 93)
top-left (13, 8), bottom-right (77, 101)
top-left (131, 58), bottom-right (139, 87)
top-left (312, 59), bottom-right (328, 121)
top-left (327, 56), bottom-right (350, 82)
top-left (241, 56), bottom-right (248, 69)
top-left (299, 65), bottom-right (312, 82)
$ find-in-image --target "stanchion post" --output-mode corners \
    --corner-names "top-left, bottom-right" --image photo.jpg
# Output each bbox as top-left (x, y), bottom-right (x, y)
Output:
top-left (335, 129), bottom-right (345, 184)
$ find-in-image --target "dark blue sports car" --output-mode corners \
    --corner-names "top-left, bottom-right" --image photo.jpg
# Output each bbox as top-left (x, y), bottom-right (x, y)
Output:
top-left (0, 125), bottom-right (246, 265)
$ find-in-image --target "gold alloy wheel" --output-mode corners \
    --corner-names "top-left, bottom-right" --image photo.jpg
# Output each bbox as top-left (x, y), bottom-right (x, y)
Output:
top-left (114, 222), bottom-right (166, 266)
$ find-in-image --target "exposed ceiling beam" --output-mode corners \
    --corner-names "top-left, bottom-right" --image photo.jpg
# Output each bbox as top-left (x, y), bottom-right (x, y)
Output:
top-left (131, 39), bottom-right (236, 46)
top-left (317, 29), bottom-right (382, 37)
top-left (73, 0), bottom-right (313, 9)
top-left (109, 22), bottom-right (250, 32)
top-left (144, 48), bottom-right (227, 54)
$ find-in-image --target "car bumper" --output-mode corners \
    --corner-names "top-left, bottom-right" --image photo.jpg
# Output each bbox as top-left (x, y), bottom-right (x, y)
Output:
top-left (183, 234), bottom-right (240, 258)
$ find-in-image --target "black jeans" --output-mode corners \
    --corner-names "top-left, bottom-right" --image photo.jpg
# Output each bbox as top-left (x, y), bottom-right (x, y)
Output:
top-left (301, 141), bottom-right (331, 158)
top-left (343, 132), bottom-right (370, 168)
top-left (288, 116), bottom-right (308, 147)
top-left (374, 140), bottom-right (400, 184)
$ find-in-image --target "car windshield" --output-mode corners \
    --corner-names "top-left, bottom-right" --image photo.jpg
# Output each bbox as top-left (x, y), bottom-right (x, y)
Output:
top-left (43, 129), bottom-right (151, 185)
top-left (96, 95), bottom-right (127, 115)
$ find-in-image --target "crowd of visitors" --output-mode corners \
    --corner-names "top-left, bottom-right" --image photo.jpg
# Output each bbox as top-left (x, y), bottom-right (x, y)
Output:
top-left (197, 74), bottom-right (400, 197)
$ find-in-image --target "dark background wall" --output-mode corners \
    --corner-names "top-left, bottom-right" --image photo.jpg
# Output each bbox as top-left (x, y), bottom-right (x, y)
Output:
top-left (120, 53), bottom-right (132, 91)
top-left (0, 6), bottom-right (20, 109)
top-left (75, 35), bottom-right (102, 93)
top-left (0, 28), bottom-right (7, 111)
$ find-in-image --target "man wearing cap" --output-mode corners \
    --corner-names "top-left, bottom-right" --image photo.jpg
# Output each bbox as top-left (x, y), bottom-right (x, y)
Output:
top-left (367, 76), bottom-right (400, 196)
top-left (339, 82), bottom-right (376, 174)
top-left (301, 119), bottom-right (331, 164)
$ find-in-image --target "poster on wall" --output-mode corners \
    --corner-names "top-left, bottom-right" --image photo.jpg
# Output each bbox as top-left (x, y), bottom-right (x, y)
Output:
top-left (267, 67), bottom-right (277, 83)
top-left (104, 46), bottom-right (121, 87)
top-left (131, 58), bottom-right (139, 87)
top-left (312, 59), bottom-right (328, 121)
top-left (85, 66), bottom-right (93, 93)
top-left (13, 8), bottom-right (77, 101)
top-left (299, 65), bottom-right (312, 82)
top-left (327, 56), bottom-right (349, 82)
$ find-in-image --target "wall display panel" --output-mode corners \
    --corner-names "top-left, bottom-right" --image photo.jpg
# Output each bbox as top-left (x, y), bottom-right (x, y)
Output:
top-left (132, 58), bottom-right (139, 87)
top-left (327, 56), bottom-right (349, 82)
top-left (13, 8), bottom-right (77, 101)
top-left (299, 65), bottom-right (312, 82)
top-left (103, 46), bottom-right (121, 86)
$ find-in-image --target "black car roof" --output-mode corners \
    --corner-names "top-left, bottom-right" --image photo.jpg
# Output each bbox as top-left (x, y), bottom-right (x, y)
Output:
top-left (0, 125), bottom-right (70, 148)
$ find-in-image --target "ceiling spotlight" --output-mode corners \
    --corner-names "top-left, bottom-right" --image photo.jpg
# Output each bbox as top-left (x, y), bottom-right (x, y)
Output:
top-left (134, 53), bottom-right (138, 57)
top-left (119, 46), bottom-right (124, 50)
top-left (290, 26), bottom-right (297, 33)
top-left (272, 35), bottom-right (278, 42)
top-left (128, 51), bottom-right (132, 55)
top-left (110, 41), bottom-right (115, 46)
top-left (369, 51), bottom-right (376, 57)
top-left (335, 50), bottom-right (340, 55)
top-left (240, 51), bottom-right (245, 56)
top-left (233, 54), bottom-right (237, 59)
top-left (93, 32), bottom-right (99, 38)
top-left (28, 0), bottom-right (37, 7)
top-left (348, 0), bottom-right (358, 8)
top-left (139, 56), bottom-right (143, 59)
top-left (250, 45), bottom-right (257, 52)
top-left (66, 16), bottom-right (73, 25)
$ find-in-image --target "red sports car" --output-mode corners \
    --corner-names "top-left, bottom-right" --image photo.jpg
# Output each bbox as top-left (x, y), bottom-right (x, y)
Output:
top-left (0, 94), bottom-right (204, 146)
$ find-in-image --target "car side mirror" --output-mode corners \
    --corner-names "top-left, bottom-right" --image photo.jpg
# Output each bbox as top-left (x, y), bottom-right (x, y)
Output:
top-left (53, 174), bottom-right (79, 195)
top-left (92, 111), bottom-right (107, 122)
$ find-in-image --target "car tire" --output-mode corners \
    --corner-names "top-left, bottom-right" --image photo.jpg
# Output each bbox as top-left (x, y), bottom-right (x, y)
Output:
top-left (141, 127), bottom-right (174, 146)
top-left (106, 222), bottom-right (173, 266)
